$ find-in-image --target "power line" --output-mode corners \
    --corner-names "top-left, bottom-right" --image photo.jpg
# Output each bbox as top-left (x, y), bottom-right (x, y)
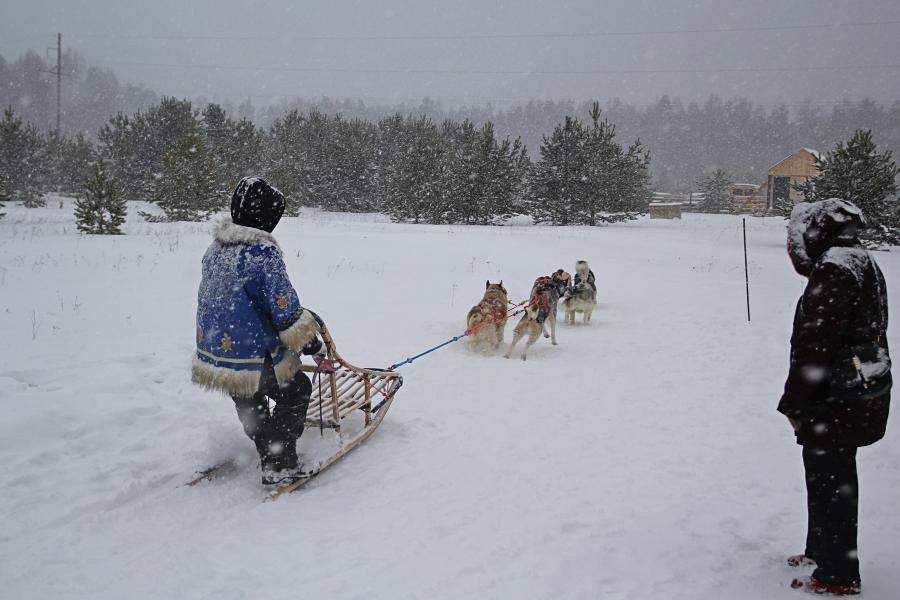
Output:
top-left (101, 60), bottom-right (900, 76)
top-left (42, 18), bottom-right (900, 42)
top-left (154, 89), bottom-right (897, 111)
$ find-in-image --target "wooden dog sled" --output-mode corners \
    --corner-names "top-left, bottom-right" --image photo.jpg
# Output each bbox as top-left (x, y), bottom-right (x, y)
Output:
top-left (187, 311), bottom-right (404, 500)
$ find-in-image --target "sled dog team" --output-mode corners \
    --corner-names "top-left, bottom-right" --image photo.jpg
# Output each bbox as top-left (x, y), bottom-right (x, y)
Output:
top-left (466, 260), bottom-right (597, 360)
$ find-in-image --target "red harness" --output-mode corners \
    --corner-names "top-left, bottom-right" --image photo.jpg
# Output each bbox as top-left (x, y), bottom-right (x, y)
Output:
top-left (530, 277), bottom-right (553, 312)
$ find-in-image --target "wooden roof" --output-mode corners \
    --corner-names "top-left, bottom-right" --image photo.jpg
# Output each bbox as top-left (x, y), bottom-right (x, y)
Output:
top-left (768, 148), bottom-right (821, 177)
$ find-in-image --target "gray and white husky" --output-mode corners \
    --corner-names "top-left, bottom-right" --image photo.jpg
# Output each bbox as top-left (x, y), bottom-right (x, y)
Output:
top-left (560, 282), bottom-right (596, 324)
top-left (504, 271), bottom-right (569, 360)
top-left (561, 260), bottom-right (596, 324)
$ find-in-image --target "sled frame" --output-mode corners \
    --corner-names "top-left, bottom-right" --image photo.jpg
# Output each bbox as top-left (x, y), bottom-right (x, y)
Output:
top-left (297, 314), bottom-right (403, 435)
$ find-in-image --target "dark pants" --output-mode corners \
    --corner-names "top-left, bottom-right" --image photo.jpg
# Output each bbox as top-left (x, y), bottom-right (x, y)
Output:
top-left (231, 358), bottom-right (312, 470)
top-left (803, 446), bottom-right (860, 586)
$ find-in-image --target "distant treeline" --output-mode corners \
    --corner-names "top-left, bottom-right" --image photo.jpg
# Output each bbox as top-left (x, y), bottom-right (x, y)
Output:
top-left (0, 98), bottom-right (651, 225)
top-left (259, 96), bottom-right (900, 191)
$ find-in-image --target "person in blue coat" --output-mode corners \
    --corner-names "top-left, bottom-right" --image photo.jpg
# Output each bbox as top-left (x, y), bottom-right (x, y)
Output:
top-left (192, 176), bottom-right (323, 484)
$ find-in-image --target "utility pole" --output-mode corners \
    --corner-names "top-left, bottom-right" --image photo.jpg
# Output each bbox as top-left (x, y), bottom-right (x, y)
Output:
top-left (44, 33), bottom-right (63, 132)
top-left (56, 32), bottom-right (62, 132)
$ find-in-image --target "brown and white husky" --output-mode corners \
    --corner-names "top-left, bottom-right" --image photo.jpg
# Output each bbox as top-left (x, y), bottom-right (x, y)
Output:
top-left (466, 281), bottom-right (509, 351)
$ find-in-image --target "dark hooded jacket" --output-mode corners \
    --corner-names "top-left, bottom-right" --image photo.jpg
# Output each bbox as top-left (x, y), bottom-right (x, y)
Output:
top-left (778, 198), bottom-right (891, 448)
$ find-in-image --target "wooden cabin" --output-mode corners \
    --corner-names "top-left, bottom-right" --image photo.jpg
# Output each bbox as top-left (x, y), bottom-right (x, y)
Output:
top-left (766, 148), bottom-right (821, 210)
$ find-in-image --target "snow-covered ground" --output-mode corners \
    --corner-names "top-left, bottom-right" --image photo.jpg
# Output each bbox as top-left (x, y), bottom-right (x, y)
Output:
top-left (1, 199), bottom-right (897, 600)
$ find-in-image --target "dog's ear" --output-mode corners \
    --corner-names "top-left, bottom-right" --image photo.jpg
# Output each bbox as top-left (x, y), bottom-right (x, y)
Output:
top-left (485, 280), bottom-right (490, 289)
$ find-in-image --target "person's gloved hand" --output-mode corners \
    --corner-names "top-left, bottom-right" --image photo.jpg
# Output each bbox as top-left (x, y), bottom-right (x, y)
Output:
top-left (301, 336), bottom-right (323, 356)
top-left (313, 354), bottom-right (337, 373)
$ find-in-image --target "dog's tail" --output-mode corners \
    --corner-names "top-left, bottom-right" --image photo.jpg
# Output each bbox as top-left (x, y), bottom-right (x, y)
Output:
top-left (576, 260), bottom-right (590, 275)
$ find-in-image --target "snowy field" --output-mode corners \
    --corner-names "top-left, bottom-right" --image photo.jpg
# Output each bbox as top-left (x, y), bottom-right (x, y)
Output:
top-left (1, 199), bottom-right (898, 600)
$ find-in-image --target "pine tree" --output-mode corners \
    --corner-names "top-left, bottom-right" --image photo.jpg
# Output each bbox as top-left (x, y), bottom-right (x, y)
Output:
top-left (47, 132), bottom-right (95, 195)
top-left (99, 97), bottom-right (200, 202)
top-left (145, 134), bottom-right (220, 221)
top-left (529, 116), bottom-right (586, 225)
top-left (794, 130), bottom-right (899, 245)
top-left (0, 106), bottom-right (45, 207)
top-left (529, 103), bottom-right (648, 225)
top-left (440, 119), bottom-right (480, 224)
top-left (382, 116), bottom-right (445, 224)
top-left (75, 159), bottom-right (126, 234)
top-left (696, 169), bottom-right (734, 213)
top-left (201, 103), bottom-right (235, 196)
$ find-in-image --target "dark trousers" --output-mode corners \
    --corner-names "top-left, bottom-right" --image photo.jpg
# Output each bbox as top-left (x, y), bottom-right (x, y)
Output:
top-left (231, 359), bottom-right (312, 469)
top-left (803, 446), bottom-right (860, 586)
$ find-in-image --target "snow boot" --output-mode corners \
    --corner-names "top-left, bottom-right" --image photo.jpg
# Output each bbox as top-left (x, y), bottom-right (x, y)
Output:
top-left (261, 464), bottom-right (308, 485)
top-left (258, 435), bottom-right (301, 485)
top-left (790, 576), bottom-right (861, 596)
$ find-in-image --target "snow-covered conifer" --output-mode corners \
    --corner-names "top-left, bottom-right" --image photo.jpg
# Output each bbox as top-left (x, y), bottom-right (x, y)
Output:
top-left (146, 134), bottom-right (220, 221)
top-left (696, 169), bottom-right (734, 214)
top-left (0, 106), bottom-right (45, 207)
top-left (74, 159), bottom-right (126, 234)
top-left (795, 130), bottom-right (899, 245)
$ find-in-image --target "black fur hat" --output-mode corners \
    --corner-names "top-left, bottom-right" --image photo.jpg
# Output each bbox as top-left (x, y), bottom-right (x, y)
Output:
top-left (230, 176), bottom-right (285, 233)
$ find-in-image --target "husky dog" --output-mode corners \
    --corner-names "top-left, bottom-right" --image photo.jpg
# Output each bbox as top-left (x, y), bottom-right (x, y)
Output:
top-left (504, 274), bottom-right (566, 360)
top-left (466, 280), bottom-right (509, 351)
top-left (562, 260), bottom-right (596, 324)
top-left (561, 282), bottom-right (596, 324)
top-left (573, 260), bottom-right (596, 294)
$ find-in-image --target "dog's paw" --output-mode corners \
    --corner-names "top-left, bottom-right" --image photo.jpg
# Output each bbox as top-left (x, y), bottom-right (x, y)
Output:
top-left (520, 355), bottom-right (527, 361)
top-left (552, 341), bottom-right (558, 346)
top-left (503, 354), bottom-right (510, 359)
top-left (543, 333), bottom-right (550, 338)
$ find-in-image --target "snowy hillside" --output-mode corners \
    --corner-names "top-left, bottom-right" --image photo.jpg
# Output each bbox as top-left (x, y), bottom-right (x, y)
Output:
top-left (1, 200), bottom-right (897, 600)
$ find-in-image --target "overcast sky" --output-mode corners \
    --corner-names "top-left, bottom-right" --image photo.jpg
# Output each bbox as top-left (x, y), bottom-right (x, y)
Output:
top-left (2, 0), bottom-right (900, 108)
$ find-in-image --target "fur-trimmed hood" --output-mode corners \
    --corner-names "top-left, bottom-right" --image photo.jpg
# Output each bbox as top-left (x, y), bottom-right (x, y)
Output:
top-left (213, 219), bottom-right (282, 253)
top-left (787, 199), bottom-right (865, 277)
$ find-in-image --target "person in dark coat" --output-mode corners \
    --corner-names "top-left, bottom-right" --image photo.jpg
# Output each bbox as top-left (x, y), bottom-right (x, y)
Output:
top-left (778, 198), bottom-right (891, 595)
top-left (192, 176), bottom-right (324, 485)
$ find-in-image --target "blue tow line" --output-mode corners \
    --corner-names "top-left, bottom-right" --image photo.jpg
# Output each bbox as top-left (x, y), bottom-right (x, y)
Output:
top-left (389, 332), bottom-right (470, 370)
top-left (388, 302), bottom-right (528, 371)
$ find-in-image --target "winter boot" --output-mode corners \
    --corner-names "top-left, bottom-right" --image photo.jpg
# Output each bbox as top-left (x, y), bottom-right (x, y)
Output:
top-left (790, 576), bottom-right (861, 596)
top-left (257, 434), bottom-right (301, 485)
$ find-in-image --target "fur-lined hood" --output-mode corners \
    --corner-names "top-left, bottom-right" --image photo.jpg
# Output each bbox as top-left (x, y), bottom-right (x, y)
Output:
top-left (787, 199), bottom-right (865, 277)
top-left (213, 219), bottom-right (282, 253)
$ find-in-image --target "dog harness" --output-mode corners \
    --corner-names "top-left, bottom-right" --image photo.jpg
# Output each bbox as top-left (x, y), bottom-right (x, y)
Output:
top-left (529, 276), bottom-right (554, 323)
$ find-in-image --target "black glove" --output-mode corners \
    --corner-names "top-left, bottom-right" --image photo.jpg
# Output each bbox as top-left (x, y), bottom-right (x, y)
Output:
top-left (301, 336), bottom-right (323, 356)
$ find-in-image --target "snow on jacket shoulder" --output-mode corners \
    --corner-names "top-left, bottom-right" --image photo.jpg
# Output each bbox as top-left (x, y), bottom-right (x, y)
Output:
top-left (191, 220), bottom-right (319, 396)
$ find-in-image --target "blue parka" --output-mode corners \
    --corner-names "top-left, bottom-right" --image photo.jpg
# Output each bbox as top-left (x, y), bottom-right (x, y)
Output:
top-left (191, 220), bottom-right (318, 397)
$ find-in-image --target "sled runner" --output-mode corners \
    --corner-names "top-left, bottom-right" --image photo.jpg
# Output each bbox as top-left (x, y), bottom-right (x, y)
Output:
top-left (187, 312), bottom-right (403, 499)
